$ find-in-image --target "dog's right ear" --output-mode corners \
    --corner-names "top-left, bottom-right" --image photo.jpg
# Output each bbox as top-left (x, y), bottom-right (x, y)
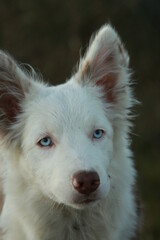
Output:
top-left (0, 51), bottom-right (37, 140)
top-left (73, 25), bottom-right (133, 118)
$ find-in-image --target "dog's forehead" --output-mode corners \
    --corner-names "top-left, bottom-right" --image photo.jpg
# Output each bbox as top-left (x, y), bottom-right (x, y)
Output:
top-left (23, 81), bottom-right (113, 144)
top-left (30, 82), bottom-right (107, 130)
top-left (48, 82), bottom-right (105, 119)
top-left (23, 81), bottom-right (113, 149)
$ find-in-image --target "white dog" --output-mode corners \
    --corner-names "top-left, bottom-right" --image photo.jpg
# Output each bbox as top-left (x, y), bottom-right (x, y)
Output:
top-left (0, 25), bottom-right (138, 240)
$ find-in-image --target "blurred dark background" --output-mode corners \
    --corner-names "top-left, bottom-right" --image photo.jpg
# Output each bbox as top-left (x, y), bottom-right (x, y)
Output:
top-left (0, 0), bottom-right (159, 239)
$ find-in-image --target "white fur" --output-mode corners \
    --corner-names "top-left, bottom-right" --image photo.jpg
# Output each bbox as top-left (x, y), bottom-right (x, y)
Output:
top-left (0, 25), bottom-right (137, 240)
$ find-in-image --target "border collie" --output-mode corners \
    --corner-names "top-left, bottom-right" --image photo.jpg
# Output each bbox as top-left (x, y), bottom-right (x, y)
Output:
top-left (0, 25), bottom-right (137, 240)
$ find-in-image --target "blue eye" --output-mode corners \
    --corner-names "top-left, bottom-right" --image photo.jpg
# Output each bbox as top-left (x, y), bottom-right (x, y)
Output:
top-left (39, 137), bottom-right (53, 147)
top-left (93, 129), bottom-right (104, 139)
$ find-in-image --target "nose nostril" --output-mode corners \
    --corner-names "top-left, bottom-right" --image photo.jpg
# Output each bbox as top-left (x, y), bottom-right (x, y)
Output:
top-left (91, 179), bottom-right (100, 187)
top-left (72, 178), bottom-right (82, 188)
top-left (72, 171), bottom-right (100, 195)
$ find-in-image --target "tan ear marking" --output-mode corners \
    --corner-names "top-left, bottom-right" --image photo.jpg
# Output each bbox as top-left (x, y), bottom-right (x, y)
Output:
top-left (81, 60), bottom-right (90, 77)
top-left (96, 73), bottom-right (117, 103)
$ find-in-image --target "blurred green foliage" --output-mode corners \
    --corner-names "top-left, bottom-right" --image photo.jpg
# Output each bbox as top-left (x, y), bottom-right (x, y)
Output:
top-left (0, 0), bottom-right (159, 239)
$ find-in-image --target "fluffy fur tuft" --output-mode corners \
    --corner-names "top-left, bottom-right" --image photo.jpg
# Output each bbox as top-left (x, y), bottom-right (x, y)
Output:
top-left (0, 25), bottom-right (138, 240)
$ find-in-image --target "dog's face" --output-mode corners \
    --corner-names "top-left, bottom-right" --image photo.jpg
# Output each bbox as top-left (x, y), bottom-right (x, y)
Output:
top-left (21, 83), bottom-right (113, 208)
top-left (0, 25), bottom-right (131, 208)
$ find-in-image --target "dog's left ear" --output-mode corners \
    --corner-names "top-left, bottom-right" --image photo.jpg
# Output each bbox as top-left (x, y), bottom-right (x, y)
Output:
top-left (0, 51), bottom-right (41, 143)
top-left (75, 25), bottom-right (132, 114)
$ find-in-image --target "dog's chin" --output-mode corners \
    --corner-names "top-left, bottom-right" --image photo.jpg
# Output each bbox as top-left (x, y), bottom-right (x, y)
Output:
top-left (47, 192), bottom-right (104, 210)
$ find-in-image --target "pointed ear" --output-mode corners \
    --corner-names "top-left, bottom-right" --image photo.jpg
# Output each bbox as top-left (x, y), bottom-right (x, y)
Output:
top-left (75, 25), bottom-right (132, 113)
top-left (0, 51), bottom-right (36, 140)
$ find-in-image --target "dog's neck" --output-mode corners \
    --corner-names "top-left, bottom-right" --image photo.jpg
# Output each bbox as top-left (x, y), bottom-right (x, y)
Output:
top-left (30, 198), bottom-right (108, 240)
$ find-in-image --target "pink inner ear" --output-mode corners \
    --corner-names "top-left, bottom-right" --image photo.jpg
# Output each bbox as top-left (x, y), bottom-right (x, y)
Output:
top-left (96, 73), bottom-right (117, 103)
top-left (0, 95), bottom-right (20, 121)
top-left (90, 48), bottom-right (118, 103)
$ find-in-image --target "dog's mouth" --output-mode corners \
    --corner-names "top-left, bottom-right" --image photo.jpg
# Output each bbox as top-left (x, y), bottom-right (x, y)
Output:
top-left (79, 198), bottom-right (97, 204)
top-left (73, 194), bottom-right (99, 206)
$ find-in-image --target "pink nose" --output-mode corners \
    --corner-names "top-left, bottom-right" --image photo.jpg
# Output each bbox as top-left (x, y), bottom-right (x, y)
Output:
top-left (72, 171), bottom-right (100, 195)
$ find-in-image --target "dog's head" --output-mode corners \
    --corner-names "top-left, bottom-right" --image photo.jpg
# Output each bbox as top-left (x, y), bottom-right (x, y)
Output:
top-left (0, 25), bottom-right (133, 208)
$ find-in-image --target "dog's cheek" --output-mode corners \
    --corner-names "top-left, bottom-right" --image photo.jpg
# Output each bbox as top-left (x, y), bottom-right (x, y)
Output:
top-left (32, 153), bottom-right (72, 201)
top-left (20, 149), bottom-right (52, 193)
top-left (94, 139), bottom-right (113, 196)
